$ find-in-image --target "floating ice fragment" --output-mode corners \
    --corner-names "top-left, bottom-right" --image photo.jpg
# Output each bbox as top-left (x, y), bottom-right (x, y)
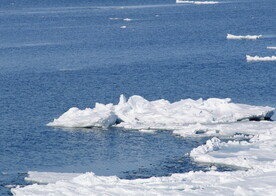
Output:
top-left (227, 34), bottom-right (262, 40)
top-left (176, 0), bottom-right (219, 4)
top-left (246, 55), bottom-right (276, 62)
top-left (267, 46), bottom-right (276, 50)
top-left (123, 18), bottom-right (133, 21)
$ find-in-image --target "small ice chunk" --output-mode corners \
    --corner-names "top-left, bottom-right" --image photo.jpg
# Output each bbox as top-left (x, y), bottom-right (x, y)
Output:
top-left (246, 55), bottom-right (276, 62)
top-left (123, 18), bottom-right (133, 21)
top-left (176, 0), bottom-right (219, 4)
top-left (227, 34), bottom-right (262, 40)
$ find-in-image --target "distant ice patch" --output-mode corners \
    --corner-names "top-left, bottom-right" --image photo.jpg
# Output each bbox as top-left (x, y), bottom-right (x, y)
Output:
top-left (246, 55), bottom-right (276, 62)
top-left (123, 18), bottom-right (133, 21)
top-left (47, 95), bottom-right (274, 130)
top-left (176, 0), bottom-right (219, 4)
top-left (227, 34), bottom-right (262, 40)
top-left (267, 46), bottom-right (276, 50)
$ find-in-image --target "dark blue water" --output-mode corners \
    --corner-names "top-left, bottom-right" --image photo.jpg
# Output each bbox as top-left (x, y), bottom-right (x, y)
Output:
top-left (0, 0), bottom-right (275, 195)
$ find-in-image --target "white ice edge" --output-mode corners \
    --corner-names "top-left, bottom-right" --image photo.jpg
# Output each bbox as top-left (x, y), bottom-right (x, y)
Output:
top-left (176, 0), bottom-right (220, 4)
top-left (246, 55), bottom-right (276, 62)
top-left (227, 33), bottom-right (262, 40)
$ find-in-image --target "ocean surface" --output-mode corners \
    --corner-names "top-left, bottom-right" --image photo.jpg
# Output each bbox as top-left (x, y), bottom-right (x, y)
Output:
top-left (0, 0), bottom-right (275, 195)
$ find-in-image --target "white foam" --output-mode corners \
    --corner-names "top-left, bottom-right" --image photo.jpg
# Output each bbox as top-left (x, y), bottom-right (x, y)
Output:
top-left (227, 34), bottom-right (262, 40)
top-left (176, 0), bottom-right (219, 4)
top-left (246, 55), bottom-right (276, 62)
top-left (267, 46), bottom-right (276, 50)
top-left (47, 95), bottom-right (274, 130)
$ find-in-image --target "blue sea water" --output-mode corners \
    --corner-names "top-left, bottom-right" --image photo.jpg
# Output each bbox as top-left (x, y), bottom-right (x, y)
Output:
top-left (0, 0), bottom-right (275, 195)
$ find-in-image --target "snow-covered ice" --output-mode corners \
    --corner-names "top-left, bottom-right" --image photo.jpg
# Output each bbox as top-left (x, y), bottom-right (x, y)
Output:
top-left (227, 34), bottom-right (262, 40)
top-left (12, 95), bottom-right (276, 195)
top-left (12, 120), bottom-right (276, 195)
top-left (246, 55), bottom-right (276, 62)
top-left (48, 95), bottom-right (274, 129)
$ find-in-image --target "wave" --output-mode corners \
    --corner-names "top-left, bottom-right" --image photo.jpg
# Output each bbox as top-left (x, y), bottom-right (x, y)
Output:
top-left (176, 0), bottom-right (219, 4)
top-left (267, 46), bottom-right (276, 50)
top-left (227, 34), bottom-right (262, 40)
top-left (246, 55), bottom-right (276, 62)
top-left (47, 95), bottom-right (274, 130)
top-left (0, 42), bottom-right (63, 49)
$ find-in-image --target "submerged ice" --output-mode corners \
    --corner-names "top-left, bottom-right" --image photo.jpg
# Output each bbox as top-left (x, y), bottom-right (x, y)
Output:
top-left (48, 95), bottom-right (274, 129)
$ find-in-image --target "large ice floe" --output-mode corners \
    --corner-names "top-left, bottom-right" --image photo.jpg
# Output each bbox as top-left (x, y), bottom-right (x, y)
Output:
top-left (47, 95), bottom-right (274, 129)
top-left (226, 34), bottom-right (262, 40)
top-left (246, 55), bottom-right (276, 62)
top-left (12, 95), bottom-right (276, 195)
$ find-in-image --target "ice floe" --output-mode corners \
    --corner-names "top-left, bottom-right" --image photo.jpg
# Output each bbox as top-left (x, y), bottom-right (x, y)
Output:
top-left (12, 120), bottom-right (276, 195)
top-left (12, 95), bottom-right (276, 195)
top-left (226, 34), bottom-right (262, 40)
top-left (176, 0), bottom-right (219, 4)
top-left (246, 55), bottom-right (276, 62)
top-left (11, 159), bottom-right (276, 195)
top-left (267, 46), bottom-right (276, 50)
top-left (48, 95), bottom-right (274, 130)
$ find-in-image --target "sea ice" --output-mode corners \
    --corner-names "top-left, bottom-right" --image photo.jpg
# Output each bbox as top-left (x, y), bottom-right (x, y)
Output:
top-left (267, 46), bottom-right (276, 50)
top-left (47, 95), bottom-right (274, 130)
top-left (123, 18), bottom-right (133, 21)
top-left (226, 34), bottom-right (262, 40)
top-left (176, 0), bottom-right (219, 4)
top-left (246, 55), bottom-right (276, 62)
top-left (47, 103), bottom-right (117, 128)
top-left (12, 95), bottom-right (276, 196)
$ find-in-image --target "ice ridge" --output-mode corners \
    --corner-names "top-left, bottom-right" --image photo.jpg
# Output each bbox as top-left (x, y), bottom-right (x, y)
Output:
top-left (47, 95), bottom-right (274, 129)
